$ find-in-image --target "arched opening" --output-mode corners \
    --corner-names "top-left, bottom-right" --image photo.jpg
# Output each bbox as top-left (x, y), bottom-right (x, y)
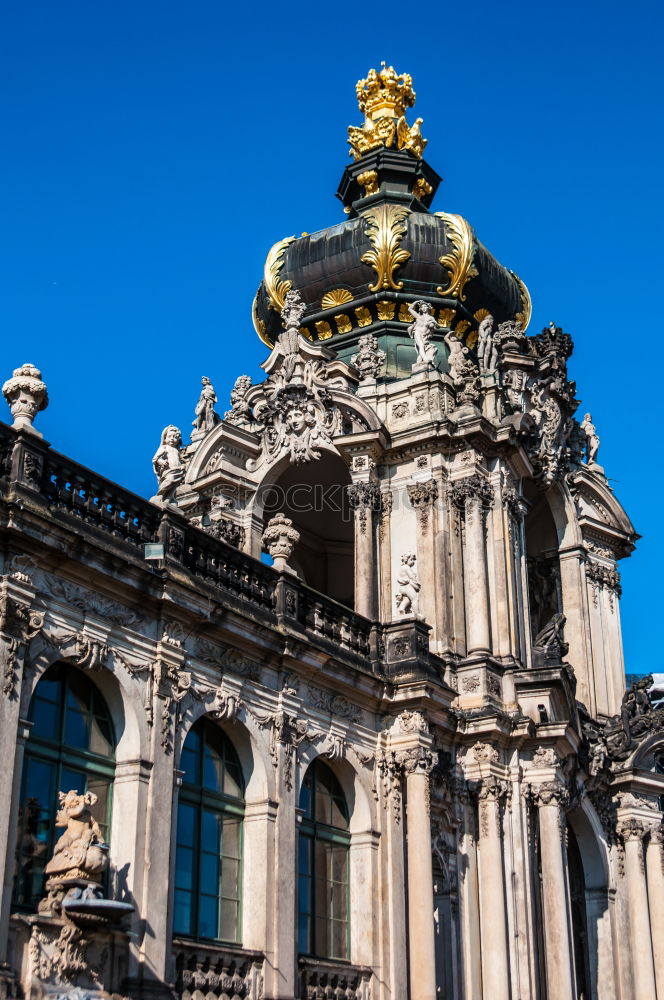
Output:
top-left (262, 452), bottom-right (354, 608)
top-left (174, 716), bottom-right (245, 943)
top-left (432, 848), bottom-right (456, 999)
top-left (297, 758), bottom-right (350, 960)
top-left (524, 483), bottom-right (563, 640)
top-left (567, 825), bottom-right (592, 999)
top-left (14, 662), bottom-right (116, 910)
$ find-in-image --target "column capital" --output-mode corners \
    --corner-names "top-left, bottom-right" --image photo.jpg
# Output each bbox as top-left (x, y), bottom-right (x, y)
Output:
top-left (530, 779), bottom-right (569, 809)
top-left (448, 474), bottom-right (494, 512)
top-left (475, 774), bottom-right (509, 803)
top-left (347, 481), bottom-right (381, 535)
top-left (407, 479), bottom-right (439, 530)
top-left (618, 817), bottom-right (648, 842)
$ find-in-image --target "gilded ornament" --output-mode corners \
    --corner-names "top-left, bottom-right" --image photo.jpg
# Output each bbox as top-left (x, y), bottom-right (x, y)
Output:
top-left (361, 204), bottom-right (411, 292)
top-left (435, 213), bottom-right (478, 301)
top-left (355, 306), bottom-right (372, 327)
top-left (321, 288), bottom-right (354, 310)
top-left (466, 330), bottom-right (478, 350)
top-left (377, 300), bottom-right (396, 320)
top-left (252, 292), bottom-right (271, 348)
top-left (438, 308), bottom-right (457, 328)
top-left (455, 320), bottom-right (471, 336)
top-left (511, 270), bottom-right (532, 332)
top-left (357, 170), bottom-right (379, 197)
top-left (398, 303), bottom-right (412, 322)
top-left (335, 313), bottom-right (353, 334)
top-left (315, 320), bottom-right (333, 340)
top-left (397, 117), bottom-right (427, 158)
top-left (348, 118), bottom-right (396, 160)
top-left (348, 64), bottom-right (427, 161)
top-left (413, 177), bottom-right (433, 201)
top-left (474, 308), bottom-right (491, 324)
top-left (264, 235), bottom-right (297, 312)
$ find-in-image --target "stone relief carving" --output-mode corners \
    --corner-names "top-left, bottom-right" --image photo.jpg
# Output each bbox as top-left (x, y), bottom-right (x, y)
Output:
top-left (307, 683), bottom-right (362, 722)
top-left (7, 553), bottom-right (37, 583)
top-left (2, 362), bottom-right (48, 431)
top-left (1, 597), bottom-right (44, 696)
top-left (347, 482), bottom-right (380, 534)
top-left (251, 708), bottom-right (322, 790)
top-left (586, 560), bottom-right (621, 610)
top-left (151, 425), bottom-right (185, 504)
top-left (192, 376), bottom-right (220, 437)
top-left (448, 474), bottom-right (494, 513)
top-left (407, 301), bottom-right (438, 367)
top-left (350, 333), bottom-right (386, 380)
top-left (407, 479), bottom-right (438, 530)
top-left (395, 553), bottom-right (421, 618)
top-left (45, 576), bottom-right (144, 628)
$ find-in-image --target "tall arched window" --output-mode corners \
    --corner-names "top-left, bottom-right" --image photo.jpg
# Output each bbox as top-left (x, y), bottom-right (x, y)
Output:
top-left (298, 759), bottom-right (350, 960)
top-left (174, 718), bottom-right (244, 942)
top-left (14, 663), bottom-right (115, 910)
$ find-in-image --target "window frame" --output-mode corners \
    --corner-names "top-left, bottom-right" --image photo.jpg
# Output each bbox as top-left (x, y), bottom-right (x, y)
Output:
top-left (174, 717), bottom-right (245, 945)
top-left (297, 758), bottom-right (351, 961)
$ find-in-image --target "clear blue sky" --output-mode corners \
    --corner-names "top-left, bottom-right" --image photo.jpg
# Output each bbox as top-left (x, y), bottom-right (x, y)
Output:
top-left (1, 1), bottom-right (661, 674)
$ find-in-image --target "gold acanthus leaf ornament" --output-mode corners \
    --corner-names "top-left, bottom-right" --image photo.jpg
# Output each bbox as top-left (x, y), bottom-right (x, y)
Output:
top-left (435, 213), bottom-right (478, 301)
top-left (511, 270), bottom-right (532, 332)
top-left (252, 292), bottom-right (271, 348)
top-left (264, 235), bottom-right (297, 312)
top-left (361, 204), bottom-right (411, 292)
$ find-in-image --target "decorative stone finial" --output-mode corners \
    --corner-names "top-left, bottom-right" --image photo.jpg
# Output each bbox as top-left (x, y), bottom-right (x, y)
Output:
top-left (151, 425), bottom-right (184, 504)
top-left (2, 362), bottom-right (48, 434)
top-left (351, 333), bottom-right (386, 381)
top-left (262, 513), bottom-right (300, 573)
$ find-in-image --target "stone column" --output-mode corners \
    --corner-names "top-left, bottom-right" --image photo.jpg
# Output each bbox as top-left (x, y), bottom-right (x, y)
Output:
top-left (403, 746), bottom-right (437, 1000)
top-left (646, 826), bottom-right (664, 1000)
top-left (267, 714), bottom-right (299, 1000)
top-left (378, 490), bottom-right (393, 622)
top-left (619, 818), bottom-right (657, 1000)
top-left (476, 777), bottom-right (510, 1000)
top-left (348, 483), bottom-right (379, 620)
top-left (533, 781), bottom-right (575, 1000)
top-left (450, 476), bottom-right (493, 657)
top-left (456, 790), bottom-right (483, 998)
top-left (407, 479), bottom-right (439, 632)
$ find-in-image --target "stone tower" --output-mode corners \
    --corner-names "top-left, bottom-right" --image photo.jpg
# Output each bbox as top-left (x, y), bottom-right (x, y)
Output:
top-left (0, 65), bottom-right (662, 1000)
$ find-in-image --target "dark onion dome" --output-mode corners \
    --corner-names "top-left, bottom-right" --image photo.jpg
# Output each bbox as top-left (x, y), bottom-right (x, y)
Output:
top-left (252, 65), bottom-right (531, 377)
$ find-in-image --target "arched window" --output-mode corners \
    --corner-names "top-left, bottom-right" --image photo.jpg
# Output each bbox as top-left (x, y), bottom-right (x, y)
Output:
top-left (298, 759), bottom-right (350, 960)
top-left (174, 718), bottom-right (244, 942)
top-left (14, 663), bottom-right (115, 910)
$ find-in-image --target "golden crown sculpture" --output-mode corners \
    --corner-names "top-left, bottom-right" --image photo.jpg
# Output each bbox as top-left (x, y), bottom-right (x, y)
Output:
top-left (349, 63), bottom-right (427, 162)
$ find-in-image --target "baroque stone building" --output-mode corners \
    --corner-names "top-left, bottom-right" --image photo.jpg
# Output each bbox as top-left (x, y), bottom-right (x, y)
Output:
top-left (1, 65), bottom-right (663, 1000)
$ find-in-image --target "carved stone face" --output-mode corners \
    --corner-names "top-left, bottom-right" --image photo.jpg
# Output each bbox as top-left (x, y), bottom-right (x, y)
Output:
top-left (287, 407), bottom-right (306, 433)
top-left (165, 428), bottom-right (181, 447)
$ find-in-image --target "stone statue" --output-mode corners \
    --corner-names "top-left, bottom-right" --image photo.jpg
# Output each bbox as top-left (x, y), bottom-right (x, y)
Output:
top-left (581, 412), bottom-right (600, 464)
top-left (532, 612), bottom-right (568, 665)
top-left (2, 362), bottom-right (49, 433)
top-left (224, 375), bottom-right (253, 425)
top-left (395, 552), bottom-right (421, 618)
top-left (278, 290), bottom-right (307, 379)
top-left (192, 376), bottom-right (220, 436)
top-left (262, 513), bottom-right (300, 573)
top-left (351, 333), bottom-right (386, 381)
top-left (44, 790), bottom-right (108, 884)
top-left (151, 425), bottom-right (184, 503)
top-left (476, 314), bottom-right (497, 375)
top-left (444, 330), bottom-right (470, 384)
top-left (407, 301), bottom-right (438, 367)
top-left (281, 289), bottom-right (306, 332)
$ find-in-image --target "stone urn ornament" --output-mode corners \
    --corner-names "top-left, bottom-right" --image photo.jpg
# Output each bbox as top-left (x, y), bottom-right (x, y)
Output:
top-left (262, 513), bottom-right (300, 573)
top-left (2, 362), bottom-right (48, 434)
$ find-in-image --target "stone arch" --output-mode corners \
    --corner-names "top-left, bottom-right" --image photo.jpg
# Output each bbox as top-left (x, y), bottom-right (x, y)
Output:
top-left (296, 744), bottom-right (375, 835)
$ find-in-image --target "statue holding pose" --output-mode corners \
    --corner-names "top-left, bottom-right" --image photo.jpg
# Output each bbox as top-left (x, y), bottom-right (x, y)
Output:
top-left (151, 425), bottom-right (184, 503)
top-left (407, 301), bottom-right (438, 367)
top-left (476, 314), bottom-right (498, 375)
top-left (444, 330), bottom-right (470, 384)
top-left (44, 790), bottom-right (108, 883)
top-left (580, 412), bottom-right (600, 464)
top-left (192, 376), bottom-right (220, 435)
top-left (395, 552), bottom-right (422, 618)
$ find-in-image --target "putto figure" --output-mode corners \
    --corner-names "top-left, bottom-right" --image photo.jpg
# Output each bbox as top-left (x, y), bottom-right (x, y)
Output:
top-left (224, 374), bottom-right (253, 425)
top-left (192, 376), bottom-right (220, 436)
top-left (151, 425), bottom-right (184, 503)
top-left (395, 552), bottom-right (422, 618)
top-left (407, 301), bottom-right (438, 367)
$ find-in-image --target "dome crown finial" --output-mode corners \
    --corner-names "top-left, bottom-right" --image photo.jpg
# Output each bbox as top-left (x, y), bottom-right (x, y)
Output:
top-left (356, 62), bottom-right (416, 121)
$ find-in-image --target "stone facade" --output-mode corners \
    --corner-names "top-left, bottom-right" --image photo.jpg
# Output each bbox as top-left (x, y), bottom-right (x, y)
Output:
top-left (1, 65), bottom-right (663, 1000)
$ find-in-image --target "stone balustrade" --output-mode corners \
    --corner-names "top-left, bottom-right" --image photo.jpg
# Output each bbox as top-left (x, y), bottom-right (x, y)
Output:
top-left (173, 940), bottom-right (265, 1000)
top-left (298, 957), bottom-right (372, 1000)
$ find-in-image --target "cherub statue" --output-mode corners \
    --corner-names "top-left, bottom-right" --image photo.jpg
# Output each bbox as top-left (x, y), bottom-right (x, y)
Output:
top-left (395, 552), bottom-right (421, 618)
top-left (224, 375), bottom-right (253, 425)
top-left (444, 330), bottom-right (470, 384)
top-left (476, 314), bottom-right (498, 375)
top-left (407, 301), bottom-right (438, 367)
top-left (151, 425), bottom-right (184, 503)
top-left (580, 413), bottom-right (600, 464)
top-left (44, 790), bottom-right (108, 882)
top-left (192, 376), bottom-right (220, 435)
